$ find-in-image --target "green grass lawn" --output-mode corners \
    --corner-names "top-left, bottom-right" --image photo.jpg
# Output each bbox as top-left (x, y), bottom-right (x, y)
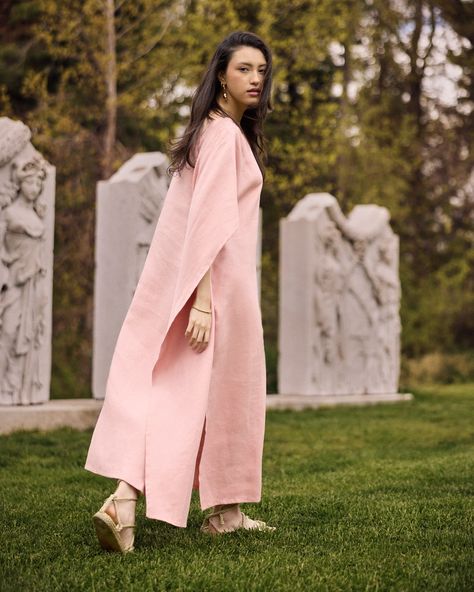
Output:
top-left (1, 384), bottom-right (473, 592)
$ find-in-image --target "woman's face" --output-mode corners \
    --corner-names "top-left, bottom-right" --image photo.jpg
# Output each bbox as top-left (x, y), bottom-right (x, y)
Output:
top-left (221, 45), bottom-right (267, 109)
top-left (20, 174), bottom-right (43, 201)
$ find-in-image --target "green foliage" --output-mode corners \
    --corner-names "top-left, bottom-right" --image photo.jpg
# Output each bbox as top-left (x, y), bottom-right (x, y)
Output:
top-left (402, 352), bottom-right (474, 387)
top-left (0, 0), bottom-right (472, 396)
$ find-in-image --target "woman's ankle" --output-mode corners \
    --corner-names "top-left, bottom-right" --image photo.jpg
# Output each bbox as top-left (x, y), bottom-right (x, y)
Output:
top-left (207, 503), bottom-right (242, 532)
top-left (212, 502), bottom-right (240, 512)
top-left (115, 479), bottom-right (139, 499)
top-left (105, 483), bottom-right (138, 526)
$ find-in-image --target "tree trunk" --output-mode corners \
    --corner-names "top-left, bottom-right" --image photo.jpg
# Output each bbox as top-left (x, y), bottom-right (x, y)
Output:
top-left (103, 0), bottom-right (117, 179)
top-left (407, 0), bottom-right (432, 276)
top-left (336, 39), bottom-right (353, 210)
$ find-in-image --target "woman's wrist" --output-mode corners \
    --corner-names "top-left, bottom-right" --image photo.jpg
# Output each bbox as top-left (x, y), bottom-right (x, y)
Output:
top-left (194, 267), bottom-right (211, 310)
top-left (193, 295), bottom-right (211, 310)
top-left (192, 304), bottom-right (211, 314)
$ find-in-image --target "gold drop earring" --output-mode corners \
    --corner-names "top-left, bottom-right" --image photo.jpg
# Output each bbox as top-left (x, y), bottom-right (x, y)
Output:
top-left (221, 81), bottom-right (228, 102)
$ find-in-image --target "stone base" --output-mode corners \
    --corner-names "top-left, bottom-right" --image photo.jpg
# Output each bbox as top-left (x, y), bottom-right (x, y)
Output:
top-left (0, 399), bottom-right (103, 435)
top-left (266, 392), bottom-right (413, 411)
top-left (0, 393), bottom-right (413, 435)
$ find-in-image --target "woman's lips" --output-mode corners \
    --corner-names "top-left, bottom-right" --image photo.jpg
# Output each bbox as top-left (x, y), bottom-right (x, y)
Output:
top-left (247, 90), bottom-right (260, 95)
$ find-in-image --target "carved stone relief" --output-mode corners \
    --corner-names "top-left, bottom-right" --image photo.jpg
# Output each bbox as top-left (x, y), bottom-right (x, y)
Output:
top-left (279, 193), bottom-right (401, 396)
top-left (0, 118), bottom-right (55, 405)
top-left (92, 153), bottom-right (170, 399)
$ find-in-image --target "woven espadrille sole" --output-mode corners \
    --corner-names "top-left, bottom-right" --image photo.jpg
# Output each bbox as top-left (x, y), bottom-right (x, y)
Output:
top-left (92, 511), bottom-right (134, 553)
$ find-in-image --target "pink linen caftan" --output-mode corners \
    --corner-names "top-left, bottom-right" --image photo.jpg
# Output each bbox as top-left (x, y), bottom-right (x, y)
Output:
top-left (84, 115), bottom-right (267, 527)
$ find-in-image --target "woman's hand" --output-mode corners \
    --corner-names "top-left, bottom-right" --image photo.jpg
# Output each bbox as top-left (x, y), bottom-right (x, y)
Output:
top-left (186, 267), bottom-right (212, 352)
top-left (185, 302), bottom-right (212, 353)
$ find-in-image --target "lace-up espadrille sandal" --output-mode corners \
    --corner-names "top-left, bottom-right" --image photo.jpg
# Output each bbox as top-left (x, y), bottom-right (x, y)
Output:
top-left (92, 492), bottom-right (138, 553)
top-left (200, 506), bottom-right (276, 535)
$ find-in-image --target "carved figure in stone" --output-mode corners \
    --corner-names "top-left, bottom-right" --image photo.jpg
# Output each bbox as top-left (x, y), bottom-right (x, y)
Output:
top-left (342, 238), bottom-right (381, 393)
top-left (286, 193), bottom-right (401, 396)
top-left (366, 234), bottom-right (401, 391)
top-left (312, 220), bottom-right (346, 391)
top-left (135, 165), bottom-right (168, 290)
top-left (0, 151), bottom-right (48, 404)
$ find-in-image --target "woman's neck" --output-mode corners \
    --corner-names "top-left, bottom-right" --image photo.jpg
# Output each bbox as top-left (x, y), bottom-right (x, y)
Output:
top-left (214, 98), bottom-right (245, 127)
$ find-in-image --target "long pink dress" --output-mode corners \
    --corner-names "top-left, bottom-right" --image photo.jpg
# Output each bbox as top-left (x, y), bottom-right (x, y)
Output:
top-left (84, 114), bottom-right (267, 528)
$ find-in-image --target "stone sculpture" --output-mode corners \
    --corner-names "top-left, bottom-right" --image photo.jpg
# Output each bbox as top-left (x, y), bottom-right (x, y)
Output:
top-left (0, 117), bottom-right (55, 405)
top-left (279, 193), bottom-right (401, 396)
top-left (93, 153), bottom-right (171, 399)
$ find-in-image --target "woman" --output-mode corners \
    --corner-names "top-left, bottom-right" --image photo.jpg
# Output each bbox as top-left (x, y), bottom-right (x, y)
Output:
top-left (85, 30), bottom-right (275, 553)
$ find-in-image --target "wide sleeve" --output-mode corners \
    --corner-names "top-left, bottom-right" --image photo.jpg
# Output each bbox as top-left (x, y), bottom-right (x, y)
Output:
top-left (163, 119), bottom-right (241, 335)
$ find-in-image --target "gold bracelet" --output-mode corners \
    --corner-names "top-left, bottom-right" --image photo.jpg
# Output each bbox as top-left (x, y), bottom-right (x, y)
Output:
top-left (192, 305), bottom-right (211, 314)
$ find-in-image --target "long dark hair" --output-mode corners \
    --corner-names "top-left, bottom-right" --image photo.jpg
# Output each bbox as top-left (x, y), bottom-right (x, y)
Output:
top-left (167, 31), bottom-right (273, 178)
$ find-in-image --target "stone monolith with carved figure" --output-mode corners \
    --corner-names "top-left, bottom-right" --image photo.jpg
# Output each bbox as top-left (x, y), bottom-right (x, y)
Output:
top-left (0, 117), bottom-right (55, 405)
top-left (279, 193), bottom-right (401, 397)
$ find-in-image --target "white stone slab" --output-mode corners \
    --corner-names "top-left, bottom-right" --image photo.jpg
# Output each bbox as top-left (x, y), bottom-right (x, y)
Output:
top-left (279, 193), bottom-right (401, 396)
top-left (266, 392), bottom-right (413, 411)
top-left (0, 117), bottom-right (56, 405)
top-left (93, 152), bottom-right (169, 399)
top-left (0, 392), bottom-right (414, 434)
top-left (0, 398), bottom-right (103, 435)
